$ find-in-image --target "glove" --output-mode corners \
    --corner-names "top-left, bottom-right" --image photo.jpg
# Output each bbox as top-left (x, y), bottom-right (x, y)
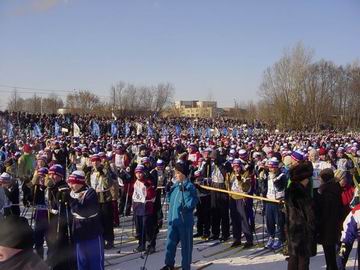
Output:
top-left (339, 243), bottom-right (347, 258)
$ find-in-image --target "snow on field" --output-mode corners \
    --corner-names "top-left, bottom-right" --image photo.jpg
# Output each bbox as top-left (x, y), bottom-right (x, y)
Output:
top-left (105, 214), bottom-right (358, 270)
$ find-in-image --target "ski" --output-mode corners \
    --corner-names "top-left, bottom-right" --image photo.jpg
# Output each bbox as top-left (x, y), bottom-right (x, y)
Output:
top-left (202, 244), bottom-right (238, 258)
top-left (197, 262), bottom-right (213, 270)
top-left (196, 241), bottom-right (221, 252)
top-left (248, 246), bottom-right (282, 260)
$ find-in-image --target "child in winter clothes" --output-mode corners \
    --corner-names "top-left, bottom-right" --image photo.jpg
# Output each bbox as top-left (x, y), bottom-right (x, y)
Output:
top-left (132, 165), bottom-right (156, 253)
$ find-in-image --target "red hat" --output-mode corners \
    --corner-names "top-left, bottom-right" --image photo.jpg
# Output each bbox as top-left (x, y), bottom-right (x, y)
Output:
top-left (90, 154), bottom-right (101, 162)
top-left (67, 170), bottom-right (86, 185)
top-left (318, 148), bottom-right (327, 156)
top-left (23, 144), bottom-right (32, 154)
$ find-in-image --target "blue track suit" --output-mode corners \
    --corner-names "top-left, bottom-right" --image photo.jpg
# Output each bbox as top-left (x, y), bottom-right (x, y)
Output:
top-left (165, 179), bottom-right (199, 270)
top-left (70, 187), bottom-right (104, 270)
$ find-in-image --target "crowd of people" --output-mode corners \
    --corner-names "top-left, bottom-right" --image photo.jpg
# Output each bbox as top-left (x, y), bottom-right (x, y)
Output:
top-left (1, 111), bottom-right (360, 270)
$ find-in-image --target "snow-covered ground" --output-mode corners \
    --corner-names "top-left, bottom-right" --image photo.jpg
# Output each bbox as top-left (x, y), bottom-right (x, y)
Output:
top-left (105, 207), bottom-right (358, 270)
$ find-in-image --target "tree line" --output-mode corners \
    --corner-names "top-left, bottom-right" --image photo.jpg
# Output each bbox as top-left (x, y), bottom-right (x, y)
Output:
top-left (7, 81), bottom-right (175, 116)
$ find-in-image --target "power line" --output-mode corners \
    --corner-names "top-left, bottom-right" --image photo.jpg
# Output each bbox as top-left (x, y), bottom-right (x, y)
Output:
top-left (0, 84), bottom-right (74, 93)
top-left (0, 84), bottom-right (111, 99)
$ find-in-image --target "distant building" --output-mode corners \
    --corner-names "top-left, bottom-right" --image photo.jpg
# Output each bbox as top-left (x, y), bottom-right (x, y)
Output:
top-left (174, 100), bottom-right (218, 118)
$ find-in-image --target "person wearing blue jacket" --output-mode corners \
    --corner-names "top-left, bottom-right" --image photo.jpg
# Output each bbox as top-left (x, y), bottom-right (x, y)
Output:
top-left (161, 161), bottom-right (199, 270)
top-left (68, 170), bottom-right (104, 270)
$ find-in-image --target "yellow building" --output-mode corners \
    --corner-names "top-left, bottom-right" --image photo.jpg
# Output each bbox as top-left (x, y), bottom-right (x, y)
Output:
top-left (174, 100), bottom-right (218, 118)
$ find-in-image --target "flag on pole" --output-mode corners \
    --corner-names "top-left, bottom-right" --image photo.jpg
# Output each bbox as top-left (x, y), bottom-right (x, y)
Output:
top-left (136, 122), bottom-right (143, 135)
top-left (188, 126), bottom-right (195, 137)
top-left (112, 112), bottom-right (117, 120)
top-left (198, 127), bottom-right (203, 137)
top-left (175, 125), bottom-right (181, 136)
top-left (54, 121), bottom-right (60, 136)
top-left (73, 123), bottom-right (81, 137)
top-left (232, 127), bottom-right (238, 137)
top-left (7, 121), bottom-right (14, 138)
top-left (33, 123), bottom-right (42, 137)
top-left (111, 122), bottom-right (118, 137)
top-left (92, 121), bottom-right (100, 137)
top-left (206, 127), bottom-right (211, 138)
top-left (125, 122), bottom-right (130, 137)
top-left (147, 124), bottom-right (153, 137)
top-left (222, 127), bottom-right (228, 136)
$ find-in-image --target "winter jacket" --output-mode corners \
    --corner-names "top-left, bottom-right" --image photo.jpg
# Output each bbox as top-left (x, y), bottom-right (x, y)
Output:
top-left (132, 178), bottom-right (156, 216)
top-left (167, 179), bottom-right (198, 226)
top-left (0, 249), bottom-right (48, 270)
top-left (316, 180), bottom-right (342, 245)
top-left (69, 187), bottom-right (103, 242)
top-left (285, 181), bottom-right (317, 258)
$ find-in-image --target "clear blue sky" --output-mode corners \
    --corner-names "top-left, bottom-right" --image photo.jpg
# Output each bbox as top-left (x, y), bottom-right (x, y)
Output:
top-left (0, 0), bottom-right (359, 110)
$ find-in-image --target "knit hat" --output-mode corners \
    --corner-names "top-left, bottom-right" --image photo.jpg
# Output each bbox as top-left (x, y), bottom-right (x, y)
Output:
top-left (141, 157), bottom-right (150, 164)
top-left (0, 216), bottom-right (33, 249)
top-left (174, 161), bottom-right (190, 177)
top-left (90, 154), bottom-right (101, 162)
top-left (238, 149), bottom-right (248, 160)
top-left (0, 172), bottom-right (12, 183)
top-left (232, 159), bottom-right (243, 168)
top-left (156, 159), bottom-right (164, 167)
top-left (23, 144), bottom-right (32, 154)
top-left (291, 150), bottom-right (304, 162)
top-left (320, 168), bottom-right (334, 183)
top-left (267, 157), bottom-right (279, 168)
top-left (37, 167), bottom-right (49, 177)
top-left (67, 170), bottom-right (86, 185)
top-left (318, 147), bottom-right (327, 156)
top-left (49, 164), bottom-right (65, 177)
top-left (135, 165), bottom-right (145, 173)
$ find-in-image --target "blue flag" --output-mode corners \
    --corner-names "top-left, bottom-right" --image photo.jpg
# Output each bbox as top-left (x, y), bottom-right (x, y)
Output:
top-left (162, 126), bottom-right (169, 137)
top-left (206, 127), bottom-right (211, 138)
top-left (54, 121), bottom-right (60, 136)
top-left (33, 123), bottom-right (42, 137)
top-left (147, 125), bottom-right (153, 137)
top-left (222, 127), bottom-right (228, 136)
top-left (232, 128), bottom-right (238, 137)
top-left (111, 122), bottom-right (118, 137)
top-left (188, 126), bottom-right (195, 137)
top-left (125, 123), bottom-right (130, 137)
top-left (175, 125), bottom-right (181, 136)
top-left (92, 121), bottom-right (100, 137)
top-left (7, 121), bottom-right (14, 138)
top-left (198, 127), bottom-right (203, 137)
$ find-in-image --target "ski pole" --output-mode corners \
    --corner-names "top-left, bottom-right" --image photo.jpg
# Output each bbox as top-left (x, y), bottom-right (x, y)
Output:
top-left (30, 185), bottom-right (38, 227)
top-left (65, 202), bottom-right (72, 245)
top-left (57, 200), bottom-right (62, 241)
top-left (117, 183), bottom-right (130, 254)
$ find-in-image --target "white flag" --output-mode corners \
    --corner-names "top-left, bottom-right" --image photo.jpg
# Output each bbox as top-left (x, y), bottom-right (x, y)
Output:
top-left (73, 123), bottom-right (81, 137)
top-left (112, 112), bottom-right (117, 120)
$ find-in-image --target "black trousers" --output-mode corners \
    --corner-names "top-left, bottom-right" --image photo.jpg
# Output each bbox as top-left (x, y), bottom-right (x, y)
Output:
top-left (99, 202), bottom-right (114, 243)
top-left (287, 255), bottom-right (310, 270)
top-left (229, 198), bottom-right (253, 243)
top-left (196, 195), bottom-right (211, 237)
top-left (210, 189), bottom-right (230, 238)
top-left (135, 215), bottom-right (155, 249)
top-left (323, 244), bottom-right (338, 270)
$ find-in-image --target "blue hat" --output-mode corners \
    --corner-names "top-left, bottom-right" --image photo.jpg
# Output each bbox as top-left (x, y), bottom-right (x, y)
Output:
top-left (291, 150), bottom-right (304, 162)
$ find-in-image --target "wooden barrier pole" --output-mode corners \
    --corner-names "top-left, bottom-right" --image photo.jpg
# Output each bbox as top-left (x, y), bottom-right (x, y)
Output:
top-left (199, 185), bottom-right (283, 204)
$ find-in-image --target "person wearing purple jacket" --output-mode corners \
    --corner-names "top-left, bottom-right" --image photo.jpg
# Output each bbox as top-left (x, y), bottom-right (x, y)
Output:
top-left (68, 170), bottom-right (104, 270)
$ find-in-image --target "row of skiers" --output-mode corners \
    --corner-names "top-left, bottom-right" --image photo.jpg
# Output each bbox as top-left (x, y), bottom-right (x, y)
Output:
top-left (1, 141), bottom-right (360, 270)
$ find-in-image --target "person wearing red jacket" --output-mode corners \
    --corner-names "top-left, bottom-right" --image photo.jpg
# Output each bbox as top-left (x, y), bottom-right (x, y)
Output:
top-left (132, 165), bottom-right (156, 254)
